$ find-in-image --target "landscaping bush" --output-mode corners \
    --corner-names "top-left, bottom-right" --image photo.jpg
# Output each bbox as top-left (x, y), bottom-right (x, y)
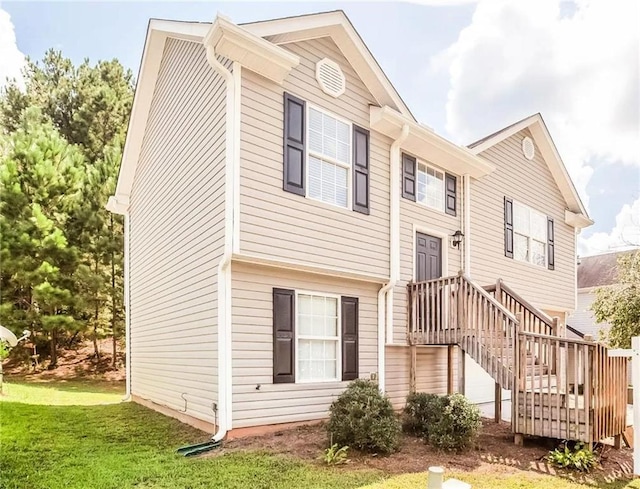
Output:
top-left (402, 392), bottom-right (446, 438)
top-left (327, 379), bottom-right (401, 454)
top-left (428, 393), bottom-right (482, 451)
top-left (403, 392), bottom-right (481, 451)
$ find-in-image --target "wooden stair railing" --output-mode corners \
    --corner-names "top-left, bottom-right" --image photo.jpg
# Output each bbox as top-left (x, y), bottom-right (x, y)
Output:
top-left (407, 274), bottom-right (629, 446)
top-left (515, 330), bottom-right (628, 444)
top-left (407, 273), bottom-right (518, 388)
top-left (484, 279), bottom-right (557, 336)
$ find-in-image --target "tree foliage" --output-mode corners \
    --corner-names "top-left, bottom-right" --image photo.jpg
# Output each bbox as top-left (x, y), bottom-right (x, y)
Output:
top-left (0, 49), bottom-right (133, 367)
top-left (592, 250), bottom-right (640, 348)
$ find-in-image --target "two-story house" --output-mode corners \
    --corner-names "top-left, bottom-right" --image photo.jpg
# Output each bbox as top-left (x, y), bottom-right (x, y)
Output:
top-left (107, 12), bottom-right (628, 446)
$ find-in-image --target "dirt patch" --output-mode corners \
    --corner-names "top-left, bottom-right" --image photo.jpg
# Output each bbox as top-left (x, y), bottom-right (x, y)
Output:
top-left (222, 419), bottom-right (634, 484)
top-left (3, 339), bottom-right (125, 383)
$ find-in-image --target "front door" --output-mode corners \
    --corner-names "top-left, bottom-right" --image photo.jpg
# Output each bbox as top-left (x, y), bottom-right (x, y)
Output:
top-left (415, 232), bottom-right (442, 281)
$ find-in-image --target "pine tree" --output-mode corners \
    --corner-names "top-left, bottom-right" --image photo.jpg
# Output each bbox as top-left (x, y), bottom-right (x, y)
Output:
top-left (0, 109), bottom-right (85, 366)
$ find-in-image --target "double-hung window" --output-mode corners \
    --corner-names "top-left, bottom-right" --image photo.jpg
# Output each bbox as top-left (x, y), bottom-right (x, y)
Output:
top-left (296, 292), bottom-right (340, 382)
top-left (416, 163), bottom-right (445, 212)
top-left (307, 107), bottom-right (351, 208)
top-left (273, 288), bottom-right (359, 384)
top-left (513, 201), bottom-right (547, 267)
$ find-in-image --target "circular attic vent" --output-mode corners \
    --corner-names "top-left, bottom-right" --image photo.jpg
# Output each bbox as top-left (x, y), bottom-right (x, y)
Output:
top-left (316, 58), bottom-right (346, 98)
top-left (522, 136), bottom-right (535, 160)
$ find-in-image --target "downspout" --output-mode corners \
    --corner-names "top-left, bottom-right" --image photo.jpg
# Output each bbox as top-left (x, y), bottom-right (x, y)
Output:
top-left (123, 212), bottom-right (131, 399)
top-left (463, 175), bottom-right (471, 275)
top-left (205, 43), bottom-right (238, 443)
top-left (377, 124), bottom-right (409, 393)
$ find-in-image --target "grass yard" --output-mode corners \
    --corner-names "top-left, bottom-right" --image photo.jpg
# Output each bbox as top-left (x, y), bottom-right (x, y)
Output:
top-left (1, 379), bottom-right (639, 489)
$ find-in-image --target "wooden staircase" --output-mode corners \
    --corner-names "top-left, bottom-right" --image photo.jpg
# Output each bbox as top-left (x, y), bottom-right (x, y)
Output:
top-left (407, 273), bottom-right (628, 446)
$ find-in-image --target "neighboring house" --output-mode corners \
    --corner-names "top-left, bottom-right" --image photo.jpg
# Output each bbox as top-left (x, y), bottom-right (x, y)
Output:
top-left (107, 12), bottom-right (596, 438)
top-left (567, 250), bottom-right (636, 341)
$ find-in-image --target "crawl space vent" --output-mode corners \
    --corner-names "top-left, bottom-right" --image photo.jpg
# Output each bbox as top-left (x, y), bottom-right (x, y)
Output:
top-left (315, 58), bottom-right (346, 98)
top-left (522, 136), bottom-right (535, 160)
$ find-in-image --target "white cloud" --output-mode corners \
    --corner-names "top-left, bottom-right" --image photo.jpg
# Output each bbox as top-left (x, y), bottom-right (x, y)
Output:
top-left (433, 0), bottom-right (640, 208)
top-left (0, 9), bottom-right (25, 90)
top-left (579, 197), bottom-right (640, 256)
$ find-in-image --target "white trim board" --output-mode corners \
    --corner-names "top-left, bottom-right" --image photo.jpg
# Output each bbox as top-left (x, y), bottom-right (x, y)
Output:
top-left (469, 113), bottom-right (592, 229)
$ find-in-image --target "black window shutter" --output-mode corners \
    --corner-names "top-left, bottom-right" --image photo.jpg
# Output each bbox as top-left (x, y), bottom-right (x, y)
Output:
top-left (402, 153), bottom-right (416, 201)
top-left (341, 296), bottom-right (359, 381)
top-left (283, 93), bottom-right (306, 196)
top-left (352, 125), bottom-right (370, 215)
top-left (445, 173), bottom-right (457, 216)
top-left (273, 288), bottom-right (295, 383)
top-left (547, 217), bottom-right (555, 270)
top-left (504, 197), bottom-right (514, 258)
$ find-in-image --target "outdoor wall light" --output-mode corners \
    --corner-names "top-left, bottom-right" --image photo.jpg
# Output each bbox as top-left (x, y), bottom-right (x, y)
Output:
top-left (451, 230), bottom-right (464, 248)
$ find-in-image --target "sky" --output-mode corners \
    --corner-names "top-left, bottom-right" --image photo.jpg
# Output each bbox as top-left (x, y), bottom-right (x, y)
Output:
top-left (1, 0), bottom-right (638, 256)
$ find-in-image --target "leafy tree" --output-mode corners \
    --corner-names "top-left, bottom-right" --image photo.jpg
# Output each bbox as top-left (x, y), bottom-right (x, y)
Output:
top-left (1, 50), bottom-right (132, 367)
top-left (0, 109), bottom-right (85, 366)
top-left (592, 250), bottom-right (640, 348)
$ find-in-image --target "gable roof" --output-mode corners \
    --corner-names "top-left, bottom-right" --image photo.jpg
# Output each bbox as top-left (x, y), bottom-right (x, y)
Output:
top-left (577, 250), bottom-right (636, 289)
top-left (107, 11), bottom-right (417, 212)
top-left (241, 11), bottom-right (414, 120)
top-left (468, 113), bottom-right (592, 228)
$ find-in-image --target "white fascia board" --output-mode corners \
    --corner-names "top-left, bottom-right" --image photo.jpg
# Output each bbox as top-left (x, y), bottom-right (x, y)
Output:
top-left (244, 11), bottom-right (414, 120)
top-left (111, 26), bottom-right (168, 209)
top-left (370, 106), bottom-right (495, 179)
top-left (204, 16), bottom-right (299, 85)
top-left (469, 114), bottom-right (592, 226)
top-left (565, 209), bottom-right (594, 229)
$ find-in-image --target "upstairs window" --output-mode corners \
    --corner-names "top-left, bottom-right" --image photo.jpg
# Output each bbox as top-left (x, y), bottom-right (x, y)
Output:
top-left (513, 201), bottom-right (547, 267)
top-left (417, 163), bottom-right (445, 212)
top-left (308, 107), bottom-right (351, 208)
top-left (283, 93), bottom-right (370, 214)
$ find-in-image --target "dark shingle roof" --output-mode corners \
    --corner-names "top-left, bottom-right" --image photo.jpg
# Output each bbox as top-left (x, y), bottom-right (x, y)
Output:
top-left (577, 250), bottom-right (636, 288)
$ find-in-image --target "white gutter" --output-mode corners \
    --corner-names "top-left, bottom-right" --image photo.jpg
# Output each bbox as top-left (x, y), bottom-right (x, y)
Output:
top-left (463, 175), bottom-right (471, 275)
top-left (204, 41), bottom-right (239, 442)
top-left (377, 124), bottom-right (410, 393)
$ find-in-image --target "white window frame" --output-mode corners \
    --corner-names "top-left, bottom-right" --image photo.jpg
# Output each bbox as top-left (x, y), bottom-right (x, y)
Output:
top-left (305, 104), bottom-right (353, 210)
top-left (512, 200), bottom-right (547, 268)
top-left (416, 161), bottom-right (446, 213)
top-left (294, 290), bottom-right (342, 384)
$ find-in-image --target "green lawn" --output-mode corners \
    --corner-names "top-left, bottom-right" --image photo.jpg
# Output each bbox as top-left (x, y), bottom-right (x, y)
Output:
top-left (1, 380), bottom-right (638, 489)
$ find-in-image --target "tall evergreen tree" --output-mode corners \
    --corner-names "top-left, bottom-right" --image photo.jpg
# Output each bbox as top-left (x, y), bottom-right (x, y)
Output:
top-left (0, 50), bottom-right (133, 367)
top-left (0, 109), bottom-right (85, 366)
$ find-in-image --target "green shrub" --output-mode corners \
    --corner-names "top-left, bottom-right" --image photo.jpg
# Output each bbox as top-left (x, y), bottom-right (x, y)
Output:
top-left (547, 442), bottom-right (598, 472)
top-left (402, 392), bottom-right (445, 438)
top-left (427, 393), bottom-right (482, 451)
top-left (327, 379), bottom-right (401, 454)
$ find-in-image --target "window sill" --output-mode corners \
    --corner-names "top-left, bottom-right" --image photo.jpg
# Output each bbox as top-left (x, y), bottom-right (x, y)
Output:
top-left (512, 257), bottom-right (549, 271)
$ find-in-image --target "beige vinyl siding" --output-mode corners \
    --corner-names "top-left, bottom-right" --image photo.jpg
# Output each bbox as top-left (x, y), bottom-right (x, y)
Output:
top-left (231, 262), bottom-right (379, 428)
top-left (567, 290), bottom-right (609, 339)
top-left (385, 346), bottom-right (458, 408)
top-left (470, 129), bottom-right (576, 311)
top-left (392, 171), bottom-right (464, 343)
top-left (239, 36), bottom-right (392, 278)
top-left (128, 38), bottom-right (228, 425)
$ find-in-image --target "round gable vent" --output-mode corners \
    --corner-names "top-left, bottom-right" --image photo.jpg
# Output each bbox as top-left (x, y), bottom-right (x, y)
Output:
top-left (315, 58), bottom-right (346, 98)
top-left (522, 136), bottom-right (535, 160)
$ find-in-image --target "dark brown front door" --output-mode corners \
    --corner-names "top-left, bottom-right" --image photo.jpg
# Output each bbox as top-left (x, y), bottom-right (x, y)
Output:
top-left (416, 232), bottom-right (442, 281)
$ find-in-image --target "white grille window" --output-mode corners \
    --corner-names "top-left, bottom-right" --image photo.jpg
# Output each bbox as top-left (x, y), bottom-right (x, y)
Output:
top-left (307, 107), bottom-right (351, 208)
top-left (513, 201), bottom-right (547, 267)
top-left (417, 163), bottom-right (445, 212)
top-left (297, 293), bottom-right (340, 382)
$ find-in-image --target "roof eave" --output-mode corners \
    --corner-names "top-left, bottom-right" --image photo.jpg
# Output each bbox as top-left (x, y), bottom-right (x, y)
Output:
top-left (371, 106), bottom-right (495, 178)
